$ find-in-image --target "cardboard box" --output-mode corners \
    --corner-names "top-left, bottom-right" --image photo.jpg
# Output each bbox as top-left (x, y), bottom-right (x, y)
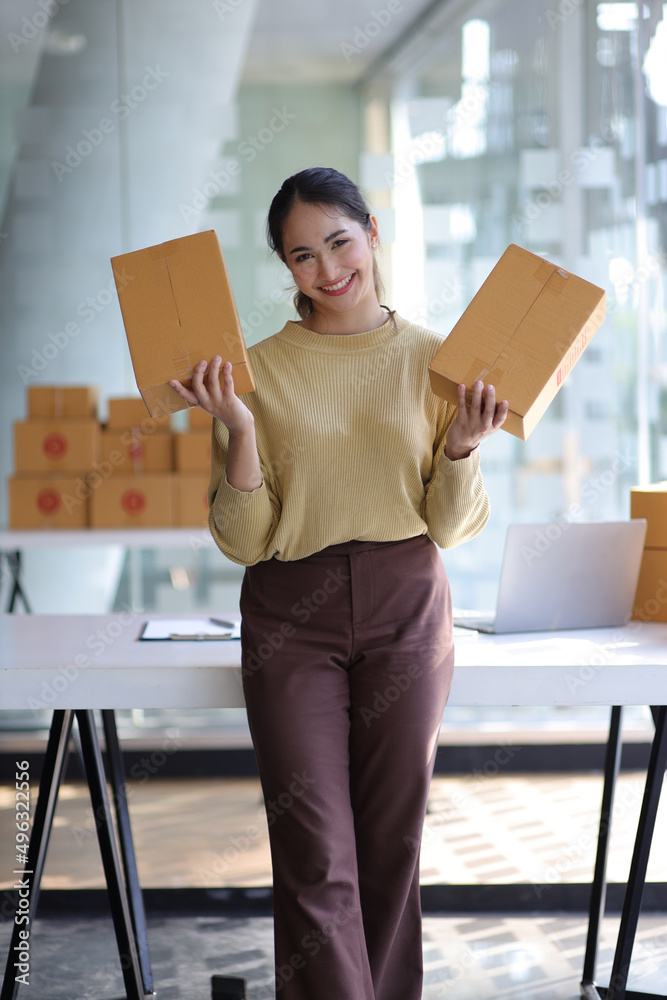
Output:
top-left (14, 420), bottom-right (100, 473)
top-left (174, 473), bottom-right (210, 527)
top-left (101, 429), bottom-right (174, 473)
top-left (111, 230), bottom-right (254, 417)
top-left (28, 385), bottom-right (98, 420)
top-left (8, 475), bottom-right (88, 529)
top-left (106, 397), bottom-right (171, 430)
top-left (188, 406), bottom-right (213, 430)
top-left (174, 431), bottom-right (211, 472)
top-left (90, 473), bottom-right (174, 528)
top-left (631, 483), bottom-right (667, 548)
top-left (428, 244), bottom-right (606, 440)
top-left (632, 548), bottom-right (667, 621)
top-left (630, 482), bottom-right (667, 621)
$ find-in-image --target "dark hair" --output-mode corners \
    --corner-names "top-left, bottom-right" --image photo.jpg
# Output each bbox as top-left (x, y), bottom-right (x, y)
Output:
top-left (266, 166), bottom-right (385, 319)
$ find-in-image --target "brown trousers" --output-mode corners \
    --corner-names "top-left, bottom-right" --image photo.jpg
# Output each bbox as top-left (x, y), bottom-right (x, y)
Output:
top-left (240, 534), bottom-right (455, 1000)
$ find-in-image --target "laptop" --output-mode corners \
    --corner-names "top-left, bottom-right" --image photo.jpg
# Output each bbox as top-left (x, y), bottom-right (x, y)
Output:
top-left (453, 520), bottom-right (647, 634)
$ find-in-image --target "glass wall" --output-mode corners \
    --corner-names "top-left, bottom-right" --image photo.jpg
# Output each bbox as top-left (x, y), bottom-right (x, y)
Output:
top-left (361, 0), bottom-right (667, 611)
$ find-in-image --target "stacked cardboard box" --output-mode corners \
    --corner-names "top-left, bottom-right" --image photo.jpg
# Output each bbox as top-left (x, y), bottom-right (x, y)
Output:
top-left (8, 390), bottom-right (220, 530)
top-left (9, 386), bottom-right (100, 528)
top-left (89, 398), bottom-right (215, 528)
top-left (173, 407), bottom-right (213, 528)
top-left (631, 483), bottom-right (667, 621)
top-left (91, 397), bottom-right (174, 527)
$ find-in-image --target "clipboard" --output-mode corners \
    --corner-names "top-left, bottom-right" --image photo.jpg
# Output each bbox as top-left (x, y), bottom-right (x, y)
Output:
top-left (138, 618), bottom-right (241, 641)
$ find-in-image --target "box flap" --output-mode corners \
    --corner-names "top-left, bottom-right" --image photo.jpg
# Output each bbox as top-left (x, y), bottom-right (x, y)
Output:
top-left (488, 266), bottom-right (605, 412)
top-left (439, 245), bottom-right (554, 386)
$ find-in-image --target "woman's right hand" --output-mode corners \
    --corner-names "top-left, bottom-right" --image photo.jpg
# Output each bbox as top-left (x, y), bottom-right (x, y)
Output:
top-left (170, 356), bottom-right (253, 434)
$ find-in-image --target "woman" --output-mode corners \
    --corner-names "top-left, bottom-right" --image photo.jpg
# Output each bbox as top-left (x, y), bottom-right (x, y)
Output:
top-left (171, 166), bottom-right (508, 1000)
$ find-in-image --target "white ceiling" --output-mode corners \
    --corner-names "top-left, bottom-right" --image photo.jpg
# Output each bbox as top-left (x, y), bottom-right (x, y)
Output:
top-left (241, 0), bottom-right (443, 83)
top-left (0, 0), bottom-right (450, 118)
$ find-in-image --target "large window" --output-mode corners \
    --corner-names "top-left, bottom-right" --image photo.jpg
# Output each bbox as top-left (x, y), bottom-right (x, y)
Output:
top-left (361, 0), bottom-right (666, 610)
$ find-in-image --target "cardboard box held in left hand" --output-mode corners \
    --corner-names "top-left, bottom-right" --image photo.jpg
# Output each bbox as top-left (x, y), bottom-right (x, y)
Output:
top-left (428, 244), bottom-right (605, 440)
top-left (111, 230), bottom-right (254, 417)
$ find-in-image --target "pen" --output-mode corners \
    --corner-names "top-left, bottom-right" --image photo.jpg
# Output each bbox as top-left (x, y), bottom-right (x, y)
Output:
top-left (209, 617), bottom-right (237, 628)
top-left (169, 633), bottom-right (232, 641)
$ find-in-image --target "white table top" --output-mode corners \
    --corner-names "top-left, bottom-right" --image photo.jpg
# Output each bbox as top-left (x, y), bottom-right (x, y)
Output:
top-left (2, 614), bottom-right (667, 710)
top-left (0, 528), bottom-right (217, 549)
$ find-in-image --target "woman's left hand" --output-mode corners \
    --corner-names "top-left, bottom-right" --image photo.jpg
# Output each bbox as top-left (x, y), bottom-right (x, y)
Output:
top-left (444, 381), bottom-right (509, 461)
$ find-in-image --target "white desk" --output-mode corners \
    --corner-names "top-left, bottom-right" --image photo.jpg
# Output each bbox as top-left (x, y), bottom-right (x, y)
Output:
top-left (1, 614), bottom-right (666, 1000)
top-left (2, 614), bottom-right (667, 709)
top-left (0, 529), bottom-right (217, 549)
top-left (0, 529), bottom-right (219, 614)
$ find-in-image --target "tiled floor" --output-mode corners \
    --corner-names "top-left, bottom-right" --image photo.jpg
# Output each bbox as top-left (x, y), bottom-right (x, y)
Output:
top-left (1, 772), bottom-right (666, 890)
top-left (1, 772), bottom-right (666, 998)
top-left (0, 911), bottom-right (665, 1000)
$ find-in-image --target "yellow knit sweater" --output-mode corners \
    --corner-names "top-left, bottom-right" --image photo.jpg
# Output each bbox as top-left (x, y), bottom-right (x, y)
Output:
top-left (207, 312), bottom-right (490, 565)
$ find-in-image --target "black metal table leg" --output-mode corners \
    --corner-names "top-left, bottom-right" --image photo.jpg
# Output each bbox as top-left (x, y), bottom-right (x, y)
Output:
top-left (605, 705), bottom-right (667, 1000)
top-left (102, 709), bottom-right (154, 995)
top-left (2, 552), bottom-right (32, 614)
top-left (582, 706), bottom-right (624, 988)
top-left (581, 705), bottom-right (667, 1000)
top-left (1, 710), bottom-right (74, 1000)
top-left (75, 710), bottom-right (147, 1000)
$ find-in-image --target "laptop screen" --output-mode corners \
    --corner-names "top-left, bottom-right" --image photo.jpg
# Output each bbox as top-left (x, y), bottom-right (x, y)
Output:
top-left (491, 521), bottom-right (647, 633)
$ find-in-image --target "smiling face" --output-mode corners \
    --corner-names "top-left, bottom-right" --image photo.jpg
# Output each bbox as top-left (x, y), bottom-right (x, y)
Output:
top-left (280, 200), bottom-right (381, 327)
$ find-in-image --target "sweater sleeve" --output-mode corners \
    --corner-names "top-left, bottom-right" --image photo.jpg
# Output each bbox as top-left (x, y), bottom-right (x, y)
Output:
top-left (206, 417), bottom-right (282, 566)
top-left (420, 399), bottom-right (491, 549)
